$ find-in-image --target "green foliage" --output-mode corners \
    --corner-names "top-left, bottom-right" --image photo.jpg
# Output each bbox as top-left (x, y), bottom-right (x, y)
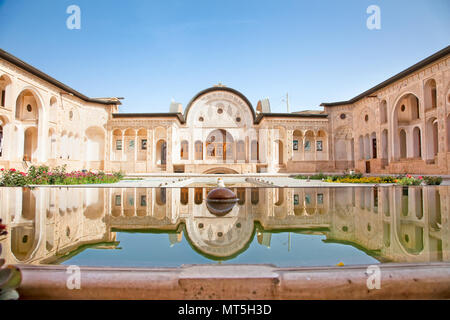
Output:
top-left (294, 172), bottom-right (442, 185)
top-left (395, 175), bottom-right (422, 186)
top-left (423, 176), bottom-right (442, 185)
top-left (0, 165), bottom-right (123, 186)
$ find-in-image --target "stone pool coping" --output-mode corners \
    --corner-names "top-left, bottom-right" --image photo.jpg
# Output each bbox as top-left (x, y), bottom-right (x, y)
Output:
top-left (16, 262), bottom-right (450, 300)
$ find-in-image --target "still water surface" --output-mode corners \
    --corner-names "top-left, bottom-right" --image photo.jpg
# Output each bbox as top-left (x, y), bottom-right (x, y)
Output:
top-left (0, 186), bottom-right (447, 267)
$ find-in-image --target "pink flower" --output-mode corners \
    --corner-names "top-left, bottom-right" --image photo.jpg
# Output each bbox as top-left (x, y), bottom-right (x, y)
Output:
top-left (418, 176), bottom-right (423, 180)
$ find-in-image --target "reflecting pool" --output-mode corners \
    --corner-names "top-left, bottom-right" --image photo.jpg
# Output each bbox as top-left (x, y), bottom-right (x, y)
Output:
top-left (0, 186), bottom-right (448, 267)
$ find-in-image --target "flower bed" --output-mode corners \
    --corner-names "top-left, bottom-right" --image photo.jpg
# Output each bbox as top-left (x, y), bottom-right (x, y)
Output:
top-left (294, 173), bottom-right (442, 185)
top-left (0, 165), bottom-right (123, 186)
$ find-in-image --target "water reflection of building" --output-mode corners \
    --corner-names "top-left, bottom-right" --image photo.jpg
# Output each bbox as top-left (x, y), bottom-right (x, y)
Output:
top-left (0, 186), bottom-right (448, 264)
top-left (0, 188), bottom-right (115, 265)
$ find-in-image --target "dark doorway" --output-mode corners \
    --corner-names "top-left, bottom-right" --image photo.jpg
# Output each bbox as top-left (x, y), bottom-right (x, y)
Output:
top-left (365, 161), bottom-right (371, 173)
top-left (372, 139), bottom-right (377, 159)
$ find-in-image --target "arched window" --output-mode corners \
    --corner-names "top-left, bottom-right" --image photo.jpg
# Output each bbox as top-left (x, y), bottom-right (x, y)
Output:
top-left (156, 140), bottom-right (167, 165)
top-left (156, 188), bottom-right (166, 205)
top-left (381, 129), bottom-right (388, 160)
top-left (194, 188), bottom-right (203, 205)
top-left (364, 134), bottom-right (370, 160)
top-left (380, 100), bottom-right (387, 124)
top-left (0, 75), bottom-right (12, 108)
top-left (237, 188), bottom-right (245, 205)
top-left (412, 127), bottom-right (422, 158)
top-left (358, 136), bottom-right (364, 160)
top-left (180, 140), bottom-right (189, 160)
top-left (15, 89), bottom-right (39, 121)
top-left (180, 188), bottom-right (188, 205)
top-left (424, 79), bottom-right (437, 111)
top-left (275, 188), bottom-right (284, 206)
top-left (24, 127), bottom-right (38, 162)
top-left (275, 140), bottom-right (283, 164)
top-left (206, 129), bottom-right (234, 161)
top-left (425, 118), bottom-right (439, 160)
top-left (251, 188), bottom-right (259, 205)
top-left (371, 132), bottom-right (377, 159)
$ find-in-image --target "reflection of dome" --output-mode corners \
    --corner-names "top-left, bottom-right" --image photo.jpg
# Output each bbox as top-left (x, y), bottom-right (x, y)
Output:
top-left (184, 205), bottom-right (254, 259)
top-left (206, 199), bottom-right (238, 216)
top-left (206, 188), bottom-right (238, 216)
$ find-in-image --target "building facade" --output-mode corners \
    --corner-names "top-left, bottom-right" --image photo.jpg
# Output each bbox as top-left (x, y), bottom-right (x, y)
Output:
top-left (1, 46), bottom-right (449, 174)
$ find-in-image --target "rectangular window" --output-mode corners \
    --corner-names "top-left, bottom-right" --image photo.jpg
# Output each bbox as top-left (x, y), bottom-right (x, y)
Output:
top-left (317, 193), bottom-right (323, 204)
top-left (116, 140), bottom-right (122, 151)
top-left (141, 139), bottom-right (147, 150)
top-left (1, 90), bottom-right (5, 107)
top-left (115, 195), bottom-right (121, 206)
top-left (293, 194), bottom-right (299, 205)
top-left (305, 194), bottom-right (311, 204)
top-left (293, 140), bottom-right (298, 151)
top-left (140, 195), bottom-right (147, 206)
top-left (127, 195), bottom-right (134, 206)
top-left (304, 140), bottom-right (311, 151)
top-left (129, 140), bottom-right (135, 149)
top-left (316, 140), bottom-right (323, 151)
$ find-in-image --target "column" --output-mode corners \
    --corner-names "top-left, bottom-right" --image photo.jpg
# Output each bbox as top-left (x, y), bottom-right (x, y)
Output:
top-left (121, 131), bottom-right (124, 162)
top-left (314, 132), bottom-right (317, 162)
top-left (134, 130), bottom-right (138, 172)
top-left (167, 126), bottom-right (172, 172)
top-left (301, 135), bottom-right (306, 161)
top-left (147, 128), bottom-right (152, 172)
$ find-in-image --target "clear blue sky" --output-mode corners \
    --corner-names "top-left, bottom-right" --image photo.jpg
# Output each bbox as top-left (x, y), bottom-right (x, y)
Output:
top-left (0, 0), bottom-right (449, 113)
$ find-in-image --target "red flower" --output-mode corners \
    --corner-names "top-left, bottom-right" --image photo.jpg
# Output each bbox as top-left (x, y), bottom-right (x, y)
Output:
top-left (0, 219), bottom-right (7, 236)
top-left (9, 168), bottom-right (16, 172)
top-left (418, 176), bottom-right (423, 180)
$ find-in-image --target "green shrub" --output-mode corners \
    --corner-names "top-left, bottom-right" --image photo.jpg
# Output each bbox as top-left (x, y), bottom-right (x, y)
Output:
top-left (0, 169), bottom-right (28, 186)
top-left (396, 175), bottom-right (422, 186)
top-left (0, 166), bottom-right (123, 186)
top-left (423, 176), bottom-right (442, 185)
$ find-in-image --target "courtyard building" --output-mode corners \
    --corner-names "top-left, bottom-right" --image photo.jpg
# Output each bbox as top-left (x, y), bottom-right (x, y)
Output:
top-left (0, 46), bottom-right (449, 174)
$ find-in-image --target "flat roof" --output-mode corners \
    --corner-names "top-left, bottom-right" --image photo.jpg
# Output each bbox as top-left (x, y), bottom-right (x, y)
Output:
top-left (0, 48), bottom-right (121, 105)
top-left (111, 111), bottom-right (328, 124)
top-left (112, 112), bottom-right (185, 123)
top-left (320, 45), bottom-right (450, 107)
